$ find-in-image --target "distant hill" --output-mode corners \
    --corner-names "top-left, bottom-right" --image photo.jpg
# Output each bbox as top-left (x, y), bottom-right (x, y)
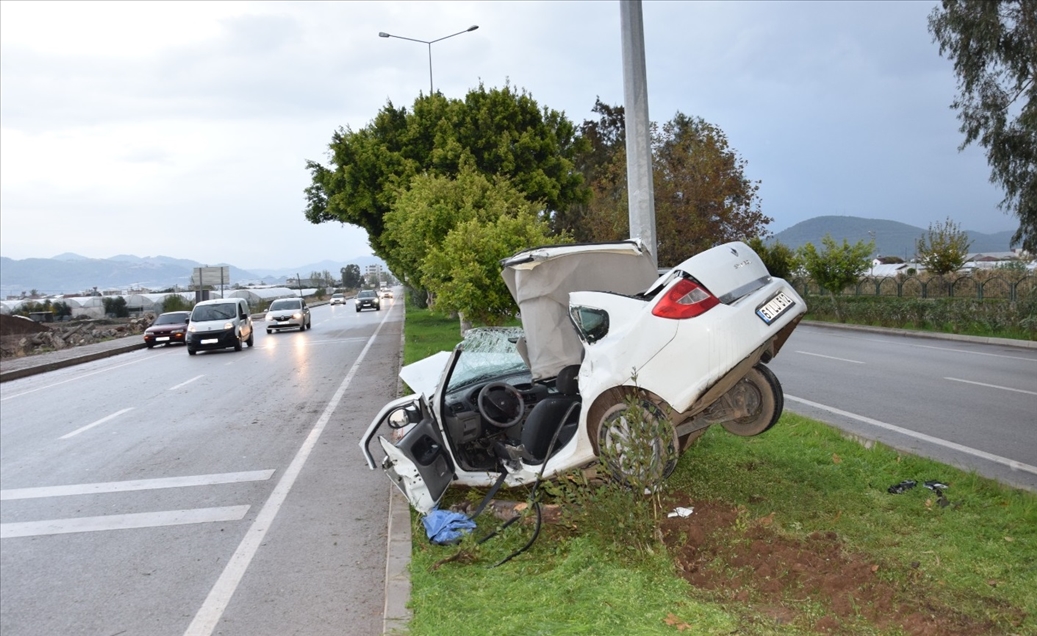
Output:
top-left (771, 216), bottom-right (1015, 260)
top-left (0, 253), bottom-right (384, 298)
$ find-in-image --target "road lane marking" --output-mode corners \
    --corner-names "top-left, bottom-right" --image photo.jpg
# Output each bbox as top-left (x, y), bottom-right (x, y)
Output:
top-left (795, 351), bottom-right (865, 364)
top-left (0, 470), bottom-right (276, 501)
top-left (169, 375), bottom-right (204, 391)
top-left (59, 408), bottom-right (135, 440)
top-left (0, 356), bottom-right (155, 402)
top-left (0, 506), bottom-right (250, 539)
top-left (185, 307), bottom-right (394, 636)
top-left (786, 395), bottom-right (1037, 476)
top-left (945, 377), bottom-right (1037, 396)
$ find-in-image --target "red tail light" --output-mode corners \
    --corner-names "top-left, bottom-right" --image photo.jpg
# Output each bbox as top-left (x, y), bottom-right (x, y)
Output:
top-left (652, 278), bottom-right (720, 319)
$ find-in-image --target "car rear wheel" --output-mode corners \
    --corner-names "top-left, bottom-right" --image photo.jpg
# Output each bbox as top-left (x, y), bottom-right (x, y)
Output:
top-left (719, 364), bottom-right (783, 437)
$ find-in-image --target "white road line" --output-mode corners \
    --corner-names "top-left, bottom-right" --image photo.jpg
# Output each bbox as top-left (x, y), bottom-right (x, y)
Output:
top-left (0, 355), bottom-right (155, 402)
top-left (0, 470), bottom-right (276, 501)
top-left (169, 375), bottom-right (204, 391)
top-left (184, 307), bottom-right (394, 636)
top-left (786, 394), bottom-right (1037, 476)
top-left (0, 506), bottom-right (250, 539)
top-left (59, 407), bottom-right (135, 440)
top-left (795, 350), bottom-right (865, 364)
top-left (945, 377), bottom-right (1037, 396)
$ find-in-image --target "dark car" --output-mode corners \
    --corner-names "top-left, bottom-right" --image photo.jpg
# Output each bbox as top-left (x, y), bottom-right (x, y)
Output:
top-left (144, 311), bottom-right (191, 348)
top-left (356, 290), bottom-right (381, 312)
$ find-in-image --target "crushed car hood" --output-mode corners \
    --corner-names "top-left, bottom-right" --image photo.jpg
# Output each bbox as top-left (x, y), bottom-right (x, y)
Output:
top-left (500, 240), bottom-right (660, 380)
top-left (398, 351), bottom-right (452, 397)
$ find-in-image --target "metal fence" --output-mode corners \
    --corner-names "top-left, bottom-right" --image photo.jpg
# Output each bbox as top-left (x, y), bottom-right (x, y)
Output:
top-left (789, 272), bottom-right (1036, 302)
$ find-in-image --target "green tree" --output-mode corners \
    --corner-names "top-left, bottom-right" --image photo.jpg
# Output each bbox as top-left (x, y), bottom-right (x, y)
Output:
top-left (102, 296), bottom-right (129, 318)
top-left (340, 264), bottom-right (361, 288)
top-left (746, 237), bottom-right (800, 280)
top-left (304, 84), bottom-right (588, 258)
top-left (799, 235), bottom-right (875, 321)
top-left (929, 0), bottom-right (1037, 252)
top-left (916, 217), bottom-right (973, 274)
top-left (422, 211), bottom-right (568, 327)
top-left (161, 295), bottom-right (193, 313)
top-left (571, 105), bottom-right (770, 265)
top-left (381, 167), bottom-right (535, 292)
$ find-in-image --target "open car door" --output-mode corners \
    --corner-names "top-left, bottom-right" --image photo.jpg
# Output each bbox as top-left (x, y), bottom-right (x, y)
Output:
top-left (379, 416), bottom-right (454, 514)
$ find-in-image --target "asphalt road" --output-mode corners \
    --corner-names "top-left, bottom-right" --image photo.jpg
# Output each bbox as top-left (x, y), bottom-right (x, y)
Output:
top-left (0, 299), bottom-right (403, 636)
top-left (768, 323), bottom-right (1037, 492)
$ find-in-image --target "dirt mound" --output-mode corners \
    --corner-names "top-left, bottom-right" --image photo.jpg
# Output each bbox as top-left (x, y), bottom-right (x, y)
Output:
top-left (0, 314), bottom-right (51, 337)
top-left (659, 495), bottom-right (1001, 635)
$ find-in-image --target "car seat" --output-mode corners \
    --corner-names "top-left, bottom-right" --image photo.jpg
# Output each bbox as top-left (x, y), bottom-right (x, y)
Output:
top-left (520, 365), bottom-right (581, 465)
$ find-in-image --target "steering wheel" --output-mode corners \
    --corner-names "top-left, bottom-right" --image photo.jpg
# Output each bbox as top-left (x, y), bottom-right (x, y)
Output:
top-left (477, 382), bottom-right (526, 428)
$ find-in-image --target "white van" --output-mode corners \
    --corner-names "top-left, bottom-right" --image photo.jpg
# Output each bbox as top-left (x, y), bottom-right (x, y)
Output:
top-left (186, 298), bottom-right (254, 355)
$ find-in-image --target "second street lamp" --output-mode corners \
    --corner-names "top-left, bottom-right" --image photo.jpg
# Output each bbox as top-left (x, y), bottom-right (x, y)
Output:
top-left (378, 25), bottom-right (479, 95)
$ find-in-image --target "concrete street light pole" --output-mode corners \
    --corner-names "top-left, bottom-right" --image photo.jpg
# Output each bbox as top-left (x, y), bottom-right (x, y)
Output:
top-left (620, 0), bottom-right (657, 269)
top-left (378, 25), bottom-right (479, 95)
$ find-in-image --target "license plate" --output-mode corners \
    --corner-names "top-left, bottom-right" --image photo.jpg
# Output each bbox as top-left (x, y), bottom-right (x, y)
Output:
top-left (156, 337), bottom-right (170, 342)
top-left (201, 338), bottom-right (218, 345)
top-left (757, 291), bottom-right (795, 325)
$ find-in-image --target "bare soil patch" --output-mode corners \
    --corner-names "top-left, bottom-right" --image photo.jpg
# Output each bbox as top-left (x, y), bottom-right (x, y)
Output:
top-left (659, 494), bottom-right (1004, 635)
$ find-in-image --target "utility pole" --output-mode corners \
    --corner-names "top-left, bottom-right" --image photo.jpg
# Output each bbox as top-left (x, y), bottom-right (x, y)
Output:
top-left (620, 0), bottom-right (657, 269)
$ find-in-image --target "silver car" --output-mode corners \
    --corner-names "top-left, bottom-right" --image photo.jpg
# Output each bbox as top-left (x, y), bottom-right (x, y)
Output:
top-left (266, 298), bottom-right (311, 333)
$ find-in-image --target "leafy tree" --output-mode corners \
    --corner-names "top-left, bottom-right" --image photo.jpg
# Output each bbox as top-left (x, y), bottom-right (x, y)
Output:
top-left (929, 0), bottom-right (1037, 252)
top-left (102, 296), bottom-right (129, 318)
top-left (571, 106), bottom-right (771, 265)
top-left (916, 217), bottom-right (973, 274)
top-left (653, 113), bottom-right (771, 266)
top-left (304, 84), bottom-right (588, 257)
top-left (52, 301), bottom-right (72, 319)
top-left (746, 237), bottom-right (799, 280)
top-left (161, 295), bottom-right (193, 313)
top-left (341, 264), bottom-right (361, 288)
top-left (798, 235), bottom-right (875, 320)
top-left (382, 167), bottom-right (535, 292)
top-left (422, 211), bottom-right (568, 327)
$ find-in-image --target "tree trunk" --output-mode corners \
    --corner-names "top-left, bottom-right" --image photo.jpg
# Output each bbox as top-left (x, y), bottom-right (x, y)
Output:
top-left (458, 312), bottom-right (473, 336)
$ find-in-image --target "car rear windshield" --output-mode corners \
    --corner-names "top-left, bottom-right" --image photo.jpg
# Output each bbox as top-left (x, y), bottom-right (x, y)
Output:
top-left (269, 299), bottom-right (302, 311)
top-left (192, 304), bottom-right (236, 321)
top-left (154, 312), bottom-right (189, 325)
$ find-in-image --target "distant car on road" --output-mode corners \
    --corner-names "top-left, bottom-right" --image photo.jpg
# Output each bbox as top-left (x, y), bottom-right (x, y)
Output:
top-left (356, 290), bottom-right (380, 312)
top-left (143, 311), bottom-right (190, 348)
top-left (186, 298), bottom-right (254, 355)
top-left (266, 298), bottom-right (311, 333)
top-left (381, 289), bottom-right (393, 299)
top-left (330, 293), bottom-right (346, 305)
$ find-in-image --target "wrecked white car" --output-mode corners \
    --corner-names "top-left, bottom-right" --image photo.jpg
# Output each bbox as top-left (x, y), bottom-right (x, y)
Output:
top-left (360, 240), bottom-right (806, 514)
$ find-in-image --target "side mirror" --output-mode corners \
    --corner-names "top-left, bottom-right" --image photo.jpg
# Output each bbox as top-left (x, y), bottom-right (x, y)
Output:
top-left (387, 405), bottom-right (421, 429)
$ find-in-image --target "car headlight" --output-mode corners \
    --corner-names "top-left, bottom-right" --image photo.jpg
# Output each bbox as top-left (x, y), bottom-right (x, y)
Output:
top-left (188, 323), bottom-right (197, 332)
top-left (224, 322), bottom-right (234, 330)
top-left (292, 312), bottom-right (302, 319)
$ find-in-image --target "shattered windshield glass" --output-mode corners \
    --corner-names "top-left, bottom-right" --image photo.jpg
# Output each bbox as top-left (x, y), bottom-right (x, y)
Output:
top-left (446, 327), bottom-right (528, 394)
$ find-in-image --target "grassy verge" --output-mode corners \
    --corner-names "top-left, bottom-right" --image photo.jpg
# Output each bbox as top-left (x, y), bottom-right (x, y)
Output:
top-left (400, 306), bottom-right (1036, 635)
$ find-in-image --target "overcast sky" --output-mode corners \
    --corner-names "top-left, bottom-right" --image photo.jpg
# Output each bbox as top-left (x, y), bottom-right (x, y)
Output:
top-left (0, 1), bottom-right (1017, 270)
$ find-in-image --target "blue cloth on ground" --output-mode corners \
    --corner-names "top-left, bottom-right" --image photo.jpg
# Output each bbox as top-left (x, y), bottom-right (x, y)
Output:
top-left (422, 508), bottom-right (477, 545)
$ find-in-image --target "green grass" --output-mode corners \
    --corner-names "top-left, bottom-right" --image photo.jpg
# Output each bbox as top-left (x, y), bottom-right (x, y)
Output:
top-left (400, 304), bottom-right (1037, 635)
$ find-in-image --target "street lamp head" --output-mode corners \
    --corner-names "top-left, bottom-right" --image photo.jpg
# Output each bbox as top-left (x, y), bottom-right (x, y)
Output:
top-left (378, 32), bottom-right (390, 38)
top-left (466, 25), bottom-right (479, 32)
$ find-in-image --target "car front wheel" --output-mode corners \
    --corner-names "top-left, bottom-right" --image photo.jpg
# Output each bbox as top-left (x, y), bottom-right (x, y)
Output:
top-left (595, 394), bottom-right (679, 488)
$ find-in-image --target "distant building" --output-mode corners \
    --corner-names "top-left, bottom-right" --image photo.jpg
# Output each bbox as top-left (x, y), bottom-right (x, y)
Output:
top-left (364, 264), bottom-right (383, 284)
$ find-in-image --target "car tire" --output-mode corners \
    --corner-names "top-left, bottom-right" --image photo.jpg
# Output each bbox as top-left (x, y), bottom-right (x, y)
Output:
top-left (267, 329), bottom-right (272, 334)
top-left (719, 364), bottom-right (783, 437)
top-left (146, 343), bottom-right (154, 349)
top-left (595, 395), bottom-right (679, 488)
top-left (234, 336), bottom-right (243, 352)
top-left (356, 307), bottom-right (360, 313)
top-left (246, 331), bottom-right (254, 347)
top-left (188, 348), bottom-right (197, 356)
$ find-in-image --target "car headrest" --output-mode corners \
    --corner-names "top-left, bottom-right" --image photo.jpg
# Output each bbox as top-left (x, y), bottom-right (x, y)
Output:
top-left (555, 365), bottom-right (581, 396)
